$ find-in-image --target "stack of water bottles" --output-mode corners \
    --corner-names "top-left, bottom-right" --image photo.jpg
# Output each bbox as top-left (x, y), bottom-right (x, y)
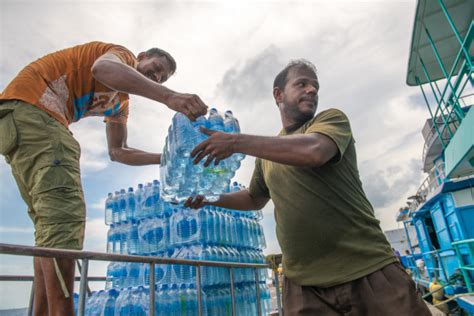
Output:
top-left (83, 109), bottom-right (271, 315)
top-left (84, 182), bottom-right (271, 315)
top-left (160, 108), bottom-right (245, 203)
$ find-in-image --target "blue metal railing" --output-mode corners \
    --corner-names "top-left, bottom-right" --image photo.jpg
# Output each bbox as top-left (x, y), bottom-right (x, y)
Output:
top-left (0, 243), bottom-right (283, 316)
top-left (452, 239), bottom-right (474, 292)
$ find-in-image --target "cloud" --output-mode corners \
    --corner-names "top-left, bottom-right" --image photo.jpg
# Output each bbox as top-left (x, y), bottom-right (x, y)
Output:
top-left (84, 218), bottom-right (108, 253)
top-left (362, 159), bottom-right (422, 209)
top-left (0, 226), bottom-right (34, 234)
top-left (90, 198), bottom-right (107, 212)
top-left (215, 45), bottom-right (284, 107)
top-left (70, 120), bottom-right (110, 174)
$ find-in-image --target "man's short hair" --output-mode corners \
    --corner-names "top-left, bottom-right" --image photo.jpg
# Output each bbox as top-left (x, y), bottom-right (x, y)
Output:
top-left (145, 48), bottom-right (177, 75)
top-left (273, 59), bottom-right (317, 90)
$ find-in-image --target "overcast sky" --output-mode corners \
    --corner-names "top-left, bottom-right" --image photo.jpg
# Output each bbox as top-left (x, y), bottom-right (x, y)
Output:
top-left (0, 0), bottom-right (431, 309)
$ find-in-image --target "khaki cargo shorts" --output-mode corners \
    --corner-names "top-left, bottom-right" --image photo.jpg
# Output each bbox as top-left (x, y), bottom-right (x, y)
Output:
top-left (0, 100), bottom-right (86, 250)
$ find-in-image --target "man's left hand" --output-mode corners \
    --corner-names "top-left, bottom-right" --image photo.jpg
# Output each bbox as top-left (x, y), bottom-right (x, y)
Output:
top-left (191, 127), bottom-right (238, 167)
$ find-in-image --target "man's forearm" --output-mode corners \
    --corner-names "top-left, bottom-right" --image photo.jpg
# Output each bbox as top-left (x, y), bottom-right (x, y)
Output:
top-left (209, 190), bottom-right (267, 211)
top-left (109, 147), bottom-right (161, 166)
top-left (92, 60), bottom-right (172, 104)
top-left (233, 133), bottom-right (323, 167)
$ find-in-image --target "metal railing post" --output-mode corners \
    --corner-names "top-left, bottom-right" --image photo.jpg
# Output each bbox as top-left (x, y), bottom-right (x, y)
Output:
top-left (273, 269), bottom-right (282, 316)
top-left (437, 0), bottom-right (473, 66)
top-left (196, 265), bottom-right (203, 316)
top-left (229, 268), bottom-right (236, 316)
top-left (255, 269), bottom-right (262, 316)
top-left (0, 243), bottom-right (273, 316)
top-left (27, 279), bottom-right (34, 316)
top-left (150, 263), bottom-right (155, 316)
top-left (78, 258), bottom-right (89, 316)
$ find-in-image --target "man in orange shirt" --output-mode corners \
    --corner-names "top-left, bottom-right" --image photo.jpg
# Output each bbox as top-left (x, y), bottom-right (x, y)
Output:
top-left (0, 41), bottom-right (207, 315)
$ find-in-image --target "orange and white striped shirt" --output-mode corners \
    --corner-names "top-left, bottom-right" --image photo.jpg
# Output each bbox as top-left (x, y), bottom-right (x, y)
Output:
top-left (0, 41), bottom-right (138, 127)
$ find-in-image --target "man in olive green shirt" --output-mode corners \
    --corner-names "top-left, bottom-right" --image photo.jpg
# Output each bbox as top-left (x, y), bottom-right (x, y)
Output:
top-left (186, 60), bottom-right (430, 315)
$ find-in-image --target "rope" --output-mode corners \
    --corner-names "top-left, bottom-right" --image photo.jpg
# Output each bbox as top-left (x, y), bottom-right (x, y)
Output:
top-left (53, 258), bottom-right (70, 298)
top-left (422, 282), bottom-right (450, 299)
top-left (431, 293), bottom-right (474, 307)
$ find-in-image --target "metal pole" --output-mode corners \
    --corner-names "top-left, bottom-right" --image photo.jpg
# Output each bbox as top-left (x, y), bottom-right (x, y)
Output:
top-left (78, 259), bottom-right (89, 316)
top-left (229, 268), bottom-right (236, 316)
top-left (415, 75), bottom-right (447, 147)
top-left (273, 269), bottom-right (282, 316)
top-left (76, 259), bottom-right (92, 296)
top-left (255, 269), bottom-right (262, 316)
top-left (418, 56), bottom-right (452, 134)
top-left (27, 279), bottom-right (34, 316)
top-left (423, 24), bottom-right (471, 122)
top-left (422, 24), bottom-right (464, 128)
top-left (437, 0), bottom-right (473, 67)
top-left (196, 265), bottom-right (203, 316)
top-left (150, 263), bottom-right (155, 316)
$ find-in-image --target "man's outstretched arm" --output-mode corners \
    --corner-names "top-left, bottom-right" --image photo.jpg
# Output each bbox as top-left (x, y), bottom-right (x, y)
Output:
top-left (191, 128), bottom-right (339, 169)
top-left (185, 189), bottom-right (269, 211)
top-left (106, 121), bottom-right (161, 165)
top-left (92, 53), bottom-right (207, 121)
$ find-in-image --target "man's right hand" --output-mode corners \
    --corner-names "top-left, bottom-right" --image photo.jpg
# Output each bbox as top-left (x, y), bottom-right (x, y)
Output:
top-left (165, 92), bottom-right (208, 121)
top-left (184, 195), bottom-right (208, 209)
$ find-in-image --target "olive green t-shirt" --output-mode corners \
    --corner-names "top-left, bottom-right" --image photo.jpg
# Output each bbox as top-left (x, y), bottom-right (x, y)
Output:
top-left (249, 108), bottom-right (395, 287)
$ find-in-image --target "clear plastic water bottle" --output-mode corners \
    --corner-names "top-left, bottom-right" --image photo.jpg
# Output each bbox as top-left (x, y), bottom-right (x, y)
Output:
top-left (103, 289), bottom-right (119, 316)
top-left (135, 183), bottom-right (145, 219)
top-left (172, 207), bottom-right (199, 246)
top-left (85, 291), bottom-right (98, 316)
top-left (105, 261), bottom-right (116, 289)
top-left (118, 189), bottom-right (127, 223)
top-left (112, 191), bottom-right (120, 224)
top-left (73, 293), bottom-right (79, 316)
top-left (143, 182), bottom-right (154, 218)
top-left (115, 287), bottom-right (132, 315)
top-left (118, 222), bottom-right (129, 255)
top-left (114, 262), bottom-right (127, 289)
top-left (126, 187), bottom-right (136, 221)
top-left (155, 284), bottom-right (171, 315)
top-left (168, 284), bottom-right (180, 314)
top-left (173, 113), bottom-right (194, 158)
top-left (138, 218), bottom-right (150, 255)
top-left (224, 110), bottom-right (245, 171)
top-left (105, 192), bottom-right (114, 225)
top-left (143, 263), bottom-right (167, 286)
top-left (139, 216), bottom-right (167, 255)
top-left (198, 207), bottom-right (210, 244)
top-left (127, 262), bottom-right (142, 287)
top-left (152, 179), bottom-right (162, 217)
top-left (208, 108), bottom-right (224, 131)
top-left (133, 286), bottom-right (149, 315)
top-left (107, 224), bottom-right (116, 254)
top-left (127, 220), bottom-right (139, 255)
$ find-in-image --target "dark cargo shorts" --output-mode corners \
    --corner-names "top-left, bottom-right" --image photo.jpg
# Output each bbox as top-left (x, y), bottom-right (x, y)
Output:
top-left (0, 100), bottom-right (86, 250)
top-left (283, 262), bottom-right (431, 316)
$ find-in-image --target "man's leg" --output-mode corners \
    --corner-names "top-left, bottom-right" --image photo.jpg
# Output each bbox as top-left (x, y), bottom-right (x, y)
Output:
top-left (282, 263), bottom-right (431, 316)
top-left (33, 257), bottom-right (49, 316)
top-left (5, 101), bottom-right (85, 315)
top-left (8, 171), bottom-right (50, 316)
top-left (350, 262), bottom-right (431, 316)
top-left (283, 276), bottom-right (347, 316)
top-left (39, 257), bottom-right (76, 316)
top-left (33, 188), bottom-right (85, 316)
